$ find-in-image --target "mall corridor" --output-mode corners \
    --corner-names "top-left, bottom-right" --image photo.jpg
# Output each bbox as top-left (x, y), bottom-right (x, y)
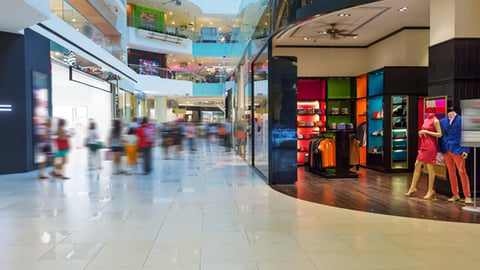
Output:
top-left (1, 142), bottom-right (480, 270)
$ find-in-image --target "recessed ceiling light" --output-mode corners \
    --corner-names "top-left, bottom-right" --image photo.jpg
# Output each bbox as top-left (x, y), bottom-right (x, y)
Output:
top-left (169, 12), bottom-right (173, 15)
top-left (398, 6), bottom-right (408, 12)
top-left (338, 13), bottom-right (351, 17)
top-left (353, 36), bottom-right (358, 39)
top-left (172, 21), bottom-right (175, 25)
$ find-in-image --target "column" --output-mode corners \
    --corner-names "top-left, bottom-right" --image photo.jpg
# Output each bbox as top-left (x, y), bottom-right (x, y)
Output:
top-left (429, 0), bottom-right (480, 196)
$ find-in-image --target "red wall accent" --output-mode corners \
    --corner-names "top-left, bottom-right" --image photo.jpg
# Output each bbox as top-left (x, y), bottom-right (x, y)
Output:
top-left (297, 79), bottom-right (326, 99)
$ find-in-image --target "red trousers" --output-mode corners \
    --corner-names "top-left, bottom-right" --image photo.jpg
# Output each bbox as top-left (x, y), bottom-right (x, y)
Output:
top-left (444, 151), bottom-right (471, 197)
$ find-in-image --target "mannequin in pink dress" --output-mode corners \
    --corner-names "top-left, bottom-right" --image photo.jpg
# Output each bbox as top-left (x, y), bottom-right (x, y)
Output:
top-left (405, 113), bottom-right (442, 200)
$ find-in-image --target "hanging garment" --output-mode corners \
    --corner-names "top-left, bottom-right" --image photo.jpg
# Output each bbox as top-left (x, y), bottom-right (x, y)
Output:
top-left (349, 138), bottom-right (360, 165)
top-left (318, 138), bottom-right (336, 168)
top-left (355, 122), bottom-right (367, 147)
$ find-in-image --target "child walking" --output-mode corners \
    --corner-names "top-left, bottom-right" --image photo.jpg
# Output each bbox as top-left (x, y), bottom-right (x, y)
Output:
top-left (123, 127), bottom-right (138, 174)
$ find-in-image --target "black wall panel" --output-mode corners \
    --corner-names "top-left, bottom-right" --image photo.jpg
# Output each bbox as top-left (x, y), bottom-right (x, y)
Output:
top-left (0, 32), bottom-right (27, 174)
top-left (268, 56), bottom-right (298, 184)
top-left (384, 67), bottom-right (428, 95)
top-left (0, 29), bottom-right (51, 174)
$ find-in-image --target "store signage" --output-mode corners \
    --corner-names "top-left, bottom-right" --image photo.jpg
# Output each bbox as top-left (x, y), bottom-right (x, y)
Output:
top-left (0, 104), bottom-right (12, 112)
top-left (461, 99), bottom-right (480, 147)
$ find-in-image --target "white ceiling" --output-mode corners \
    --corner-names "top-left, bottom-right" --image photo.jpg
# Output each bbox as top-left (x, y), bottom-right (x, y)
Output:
top-left (274, 0), bottom-right (430, 47)
top-left (0, 0), bottom-right (50, 33)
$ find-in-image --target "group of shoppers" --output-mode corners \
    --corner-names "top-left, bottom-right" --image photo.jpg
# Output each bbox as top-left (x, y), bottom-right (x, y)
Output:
top-left (37, 117), bottom-right (233, 179)
top-left (37, 117), bottom-right (72, 180)
top-left (100, 117), bottom-right (156, 175)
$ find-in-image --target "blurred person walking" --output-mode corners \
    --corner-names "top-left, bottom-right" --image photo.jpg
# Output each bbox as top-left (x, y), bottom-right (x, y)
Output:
top-left (160, 122), bottom-right (173, 159)
top-left (52, 118), bottom-right (71, 179)
top-left (136, 117), bottom-right (156, 175)
top-left (37, 118), bottom-right (53, 179)
top-left (185, 122), bottom-right (197, 152)
top-left (123, 127), bottom-right (138, 174)
top-left (108, 119), bottom-right (125, 174)
top-left (85, 120), bottom-right (102, 170)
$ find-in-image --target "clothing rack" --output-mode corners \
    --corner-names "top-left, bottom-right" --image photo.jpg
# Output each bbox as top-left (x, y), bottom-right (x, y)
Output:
top-left (308, 130), bottom-right (358, 178)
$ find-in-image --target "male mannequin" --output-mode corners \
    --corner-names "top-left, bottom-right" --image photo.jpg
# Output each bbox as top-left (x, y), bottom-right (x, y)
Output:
top-left (439, 107), bottom-right (472, 204)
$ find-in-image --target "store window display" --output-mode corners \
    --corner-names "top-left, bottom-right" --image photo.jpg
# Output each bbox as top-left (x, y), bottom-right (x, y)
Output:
top-left (439, 107), bottom-right (472, 204)
top-left (405, 113), bottom-right (442, 200)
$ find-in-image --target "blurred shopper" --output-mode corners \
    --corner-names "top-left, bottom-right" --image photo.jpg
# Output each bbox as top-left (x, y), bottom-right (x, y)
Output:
top-left (171, 121), bottom-right (182, 158)
top-left (108, 119), bottom-right (125, 174)
top-left (185, 122), bottom-right (197, 152)
top-left (37, 118), bottom-right (53, 179)
top-left (85, 120), bottom-right (102, 170)
top-left (161, 122), bottom-right (173, 159)
top-left (52, 118), bottom-right (71, 179)
top-left (123, 127), bottom-right (138, 174)
top-left (223, 120), bottom-right (232, 152)
top-left (136, 117), bottom-right (156, 175)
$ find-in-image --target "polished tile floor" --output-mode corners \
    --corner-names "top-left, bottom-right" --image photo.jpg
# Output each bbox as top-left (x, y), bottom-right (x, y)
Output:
top-left (1, 141), bottom-right (480, 269)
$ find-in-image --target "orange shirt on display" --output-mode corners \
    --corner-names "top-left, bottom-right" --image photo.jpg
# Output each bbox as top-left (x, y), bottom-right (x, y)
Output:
top-left (318, 139), bottom-right (336, 168)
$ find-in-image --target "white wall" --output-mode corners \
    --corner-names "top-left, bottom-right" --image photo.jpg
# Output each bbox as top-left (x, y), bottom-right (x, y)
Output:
top-left (430, 0), bottom-right (455, 46)
top-left (430, 0), bottom-right (480, 46)
top-left (51, 61), bottom-right (112, 149)
top-left (273, 47), bottom-right (367, 77)
top-left (136, 75), bottom-right (193, 96)
top-left (367, 29), bottom-right (429, 71)
top-left (273, 29), bottom-right (429, 77)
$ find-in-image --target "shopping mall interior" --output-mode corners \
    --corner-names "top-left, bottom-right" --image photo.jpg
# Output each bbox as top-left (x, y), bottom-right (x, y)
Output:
top-left (1, 0), bottom-right (480, 269)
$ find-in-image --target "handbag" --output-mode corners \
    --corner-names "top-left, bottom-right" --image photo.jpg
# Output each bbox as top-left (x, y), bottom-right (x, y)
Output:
top-left (56, 138), bottom-right (70, 151)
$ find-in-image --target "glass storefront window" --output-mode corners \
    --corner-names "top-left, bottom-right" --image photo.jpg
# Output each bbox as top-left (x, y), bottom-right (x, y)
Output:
top-left (252, 44), bottom-right (269, 177)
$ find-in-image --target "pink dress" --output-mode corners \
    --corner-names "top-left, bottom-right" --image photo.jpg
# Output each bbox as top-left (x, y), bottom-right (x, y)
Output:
top-left (417, 114), bottom-right (438, 164)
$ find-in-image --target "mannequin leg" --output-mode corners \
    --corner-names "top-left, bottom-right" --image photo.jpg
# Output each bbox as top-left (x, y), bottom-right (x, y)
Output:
top-left (444, 151), bottom-right (459, 196)
top-left (452, 153), bottom-right (471, 199)
top-left (424, 163), bottom-right (436, 199)
top-left (405, 160), bottom-right (423, 196)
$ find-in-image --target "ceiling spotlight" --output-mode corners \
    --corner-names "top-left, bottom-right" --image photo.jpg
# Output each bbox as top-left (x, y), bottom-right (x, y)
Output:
top-left (338, 13), bottom-right (351, 17)
top-left (353, 36), bottom-right (358, 39)
top-left (398, 6), bottom-right (408, 12)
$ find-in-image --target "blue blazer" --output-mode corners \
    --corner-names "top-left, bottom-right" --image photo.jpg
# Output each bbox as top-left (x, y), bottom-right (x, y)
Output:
top-left (438, 116), bottom-right (470, 154)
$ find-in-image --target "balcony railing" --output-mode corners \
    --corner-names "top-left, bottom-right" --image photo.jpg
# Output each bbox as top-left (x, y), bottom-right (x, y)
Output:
top-left (127, 16), bottom-right (268, 44)
top-left (127, 16), bottom-right (193, 40)
top-left (50, 0), bottom-right (126, 63)
top-left (128, 64), bottom-right (231, 83)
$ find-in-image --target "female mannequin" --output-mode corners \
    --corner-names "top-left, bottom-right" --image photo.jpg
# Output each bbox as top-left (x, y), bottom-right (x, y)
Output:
top-left (405, 113), bottom-right (442, 199)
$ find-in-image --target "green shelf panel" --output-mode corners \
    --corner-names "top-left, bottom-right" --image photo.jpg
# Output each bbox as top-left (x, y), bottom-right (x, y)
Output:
top-left (327, 78), bottom-right (351, 99)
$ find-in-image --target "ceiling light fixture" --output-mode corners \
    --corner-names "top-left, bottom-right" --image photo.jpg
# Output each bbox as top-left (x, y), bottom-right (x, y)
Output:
top-left (398, 6), bottom-right (408, 12)
top-left (338, 13), bottom-right (351, 17)
top-left (353, 36), bottom-right (358, 39)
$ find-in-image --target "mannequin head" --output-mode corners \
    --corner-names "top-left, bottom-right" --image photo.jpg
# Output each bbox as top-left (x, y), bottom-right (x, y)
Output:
top-left (447, 107), bottom-right (456, 118)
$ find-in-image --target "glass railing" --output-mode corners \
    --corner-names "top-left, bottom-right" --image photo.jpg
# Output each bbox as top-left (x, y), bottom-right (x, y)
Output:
top-left (127, 16), bottom-right (265, 44)
top-left (128, 64), bottom-right (193, 81)
top-left (127, 16), bottom-right (193, 40)
top-left (128, 64), bottom-right (233, 83)
top-left (50, 0), bottom-right (126, 63)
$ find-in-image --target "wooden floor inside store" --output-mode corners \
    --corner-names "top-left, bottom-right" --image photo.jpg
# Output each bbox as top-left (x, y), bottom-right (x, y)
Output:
top-left (272, 167), bottom-right (480, 223)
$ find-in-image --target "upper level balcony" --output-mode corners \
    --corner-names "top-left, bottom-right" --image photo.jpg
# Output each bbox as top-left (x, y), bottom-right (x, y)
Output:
top-left (50, 0), bottom-right (126, 63)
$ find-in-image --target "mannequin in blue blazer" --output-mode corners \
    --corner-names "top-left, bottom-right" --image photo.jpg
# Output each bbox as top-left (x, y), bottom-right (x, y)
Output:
top-left (438, 110), bottom-right (472, 204)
